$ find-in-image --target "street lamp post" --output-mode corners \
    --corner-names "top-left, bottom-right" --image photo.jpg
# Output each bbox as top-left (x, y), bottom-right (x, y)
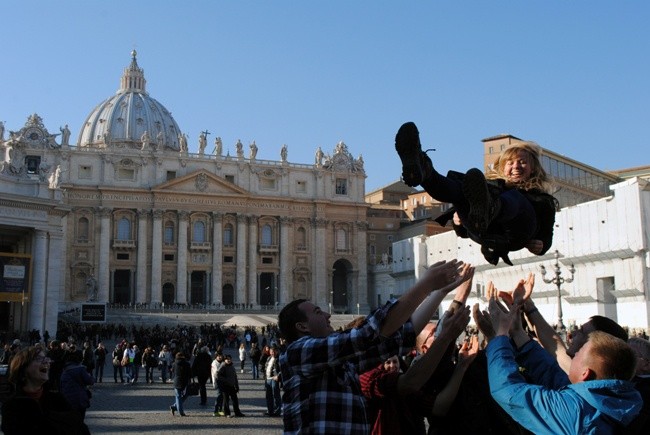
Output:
top-left (540, 250), bottom-right (575, 334)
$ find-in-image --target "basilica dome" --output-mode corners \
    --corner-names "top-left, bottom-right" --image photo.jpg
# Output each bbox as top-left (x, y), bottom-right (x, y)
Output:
top-left (77, 50), bottom-right (182, 151)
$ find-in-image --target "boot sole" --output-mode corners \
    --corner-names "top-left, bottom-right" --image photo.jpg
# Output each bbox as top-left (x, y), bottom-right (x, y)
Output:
top-left (463, 168), bottom-right (490, 234)
top-left (395, 122), bottom-right (424, 187)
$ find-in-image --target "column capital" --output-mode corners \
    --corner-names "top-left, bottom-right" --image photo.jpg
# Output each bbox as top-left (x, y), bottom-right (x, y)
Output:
top-left (212, 211), bottom-right (224, 222)
top-left (355, 221), bottom-right (368, 231)
top-left (152, 209), bottom-right (164, 219)
top-left (178, 210), bottom-right (190, 220)
top-left (248, 214), bottom-right (259, 225)
top-left (280, 216), bottom-right (293, 225)
top-left (311, 217), bottom-right (328, 228)
top-left (97, 207), bottom-right (112, 218)
top-left (236, 214), bottom-right (247, 224)
top-left (137, 209), bottom-right (150, 219)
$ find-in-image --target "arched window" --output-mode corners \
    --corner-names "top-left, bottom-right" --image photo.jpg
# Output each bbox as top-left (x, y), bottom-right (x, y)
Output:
top-left (193, 221), bottom-right (206, 243)
top-left (336, 228), bottom-right (347, 250)
top-left (224, 223), bottom-right (234, 246)
top-left (117, 217), bottom-right (131, 240)
top-left (78, 217), bottom-right (89, 241)
top-left (164, 221), bottom-right (175, 244)
top-left (261, 224), bottom-right (273, 246)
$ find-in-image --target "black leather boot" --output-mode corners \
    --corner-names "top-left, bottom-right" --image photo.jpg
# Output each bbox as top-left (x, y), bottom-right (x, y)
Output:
top-left (395, 122), bottom-right (432, 187)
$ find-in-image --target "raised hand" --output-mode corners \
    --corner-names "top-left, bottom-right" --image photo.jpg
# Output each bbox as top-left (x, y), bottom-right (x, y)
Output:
top-left (472, 303), bottom-right (495, 341)
top-left (458, 335), bottom-right (479, 368)
top-left (453, 266), bottom-right (475, 305)
top-left (439, 305), bottom-right (471, 340)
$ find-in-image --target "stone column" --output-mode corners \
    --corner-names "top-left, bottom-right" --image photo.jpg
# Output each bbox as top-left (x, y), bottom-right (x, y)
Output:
top-left (45, 230), bottom-right (65, 335)
top-left (312, 218), bottom-right (328, 308)
top-left (136, 209), bottom-right (149, 303)
top-left (211, 212), bottom-right (223, 305)
top-left (98, 207), bottom-right (112, 302)
top-left (150, 210), bottom-right (163, 304)
top-left (279, 216), bottom-right (292, 304)
top-left (29, 230), bottom-right (48, 333)
top-left (247, 215), bottom-right (258, 306)
top-left (355, 221), bottom-right (369, 313)
top-left (236, 214), bottom-right (247, 305)
top-left (176, 211), bottom-right (189, 304)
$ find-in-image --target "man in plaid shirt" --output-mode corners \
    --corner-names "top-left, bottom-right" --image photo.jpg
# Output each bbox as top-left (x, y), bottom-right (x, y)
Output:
top-left (278, 260), bottom-right (470, 434)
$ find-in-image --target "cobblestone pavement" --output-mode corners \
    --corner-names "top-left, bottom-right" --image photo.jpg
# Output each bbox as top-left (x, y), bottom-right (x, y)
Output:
top-left (86, 365), bottom-right (283, 434)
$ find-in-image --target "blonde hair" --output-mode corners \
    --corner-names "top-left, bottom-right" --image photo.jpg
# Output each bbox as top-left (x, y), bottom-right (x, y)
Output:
top-left (588, 331), bottom-right (636, 381)
top-left (486, 142), bottom-right (551, 192)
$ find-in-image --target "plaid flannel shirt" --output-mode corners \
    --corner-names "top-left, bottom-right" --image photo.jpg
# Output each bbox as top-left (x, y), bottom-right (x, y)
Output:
top-left (279, 300), bottom-right (415, 434)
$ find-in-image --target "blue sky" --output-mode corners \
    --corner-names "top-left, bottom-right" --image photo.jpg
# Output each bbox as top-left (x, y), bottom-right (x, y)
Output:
top-left (1, 1), bottom-right (648, 192)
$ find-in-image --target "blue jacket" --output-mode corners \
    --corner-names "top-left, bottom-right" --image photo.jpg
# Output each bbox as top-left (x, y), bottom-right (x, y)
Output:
top-left (487, 336), bottom-right (641, 434)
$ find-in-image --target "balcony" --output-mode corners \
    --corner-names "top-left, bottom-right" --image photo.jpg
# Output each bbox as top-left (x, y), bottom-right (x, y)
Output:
top-left (190, 242), bottom-right (212, 251)
top-left (113, 239), bottom-right (135, 250)
top-left (259, 244), bottom-right (278, 253)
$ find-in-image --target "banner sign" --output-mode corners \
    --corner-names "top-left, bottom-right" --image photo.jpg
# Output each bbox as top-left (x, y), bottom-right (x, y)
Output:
top-left (81, 303), bottom-right (107, 323)
top-left (0, 253), bottom-right (32, 302)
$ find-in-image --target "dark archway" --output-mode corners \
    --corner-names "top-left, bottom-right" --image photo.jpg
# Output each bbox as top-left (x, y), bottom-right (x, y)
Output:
top-left (190, 271), bottom-right (207, 305)
top-left (222, 284), bottom-right (235, 307)
top-left (162, 283), bottom-right (175, 305)
top-left (113, 269), bottom-right (131, 304)
top-left (260, 273), bottom-right (275, 306)
top-left (332, 259), bottom-right (351, 313)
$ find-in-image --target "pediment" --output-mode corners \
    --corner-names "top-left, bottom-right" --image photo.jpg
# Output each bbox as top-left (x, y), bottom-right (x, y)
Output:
top-left (152, 170), bottom-right (248, 195)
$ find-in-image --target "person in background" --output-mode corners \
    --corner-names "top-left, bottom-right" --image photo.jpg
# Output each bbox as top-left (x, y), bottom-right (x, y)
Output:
top-left (93, 341), bottom-right (106, 383)
top-left (218, 354), bottom-right (245, 417)
top-left (238, 342), bottom-right (247, 373)
top-left (1, 346), bottom-right (89, 435)
top-left (132, 344), bottom-right (142, 384)
top-left (170, 352), bottom-right (191, 416)
top-left (211, 352), bottom-right (225, 416)
top-left (46, 340), bottom-right (65, 392)
top-left (192, 345), bottom-right (212, 406)
top-left (81, 341), bottom-right (94, 375)
top-left (122, 342), bottom-right (136, 384)
top-left (59, 347), bottom-right (95, 423)
top-left (158, 344), bottom-right (173, 383)
top-left (112, 343), bottom-right (124, 383)
top-left (142, 346), bottom-right (158, 384)
top-left (249, 342), bottom-right (261, 380)
top-left (264, 345), bottom-right (282, 417)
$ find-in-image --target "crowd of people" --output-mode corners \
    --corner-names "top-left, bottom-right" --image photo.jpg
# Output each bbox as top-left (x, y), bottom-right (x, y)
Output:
top-left (277, 263), bottom-right (650, 434)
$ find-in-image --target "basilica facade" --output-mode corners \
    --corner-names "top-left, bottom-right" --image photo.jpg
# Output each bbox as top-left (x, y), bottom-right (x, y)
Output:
top-left (0, 52), bottom-right (369, 336)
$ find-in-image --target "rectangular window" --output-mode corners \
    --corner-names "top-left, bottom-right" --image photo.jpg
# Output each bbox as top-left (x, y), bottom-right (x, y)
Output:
top-left (223, 255), bottom-right (234, 263)
top-left (225, 175), bottom-right (235, 184)
top-left (262, 257), bottom-right (273, 264)
top-left (117, 168), bottom-right (135, 180)
top-left (166, 171), bottom-right (176, 181)
top-left (79, 165), bottom-right (92, 179)
top-left (164, 254), bottom-right (175, 262)
top-left (335, 178), bottom-right (347, 195)
top-left (296, 180), bottom-right (307, 193)
top-left (116, 253), bottom-right (129, 260)
top-left (261, 178), bottom-right (277, 190)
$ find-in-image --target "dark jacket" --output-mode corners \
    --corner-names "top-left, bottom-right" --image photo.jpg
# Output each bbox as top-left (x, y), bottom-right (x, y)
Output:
top-left (172, 356), bottom-right (192, 389)
top-left (1, 390), bottom-right (89, 435)
top-left (60, 363), bottom-right (94, 412)
top-left (436, 175), bottom-right (557, 264)
top-left (191, 351), bottom-right (212, 383)
top-left (217, 362), bottom-right (239, 390)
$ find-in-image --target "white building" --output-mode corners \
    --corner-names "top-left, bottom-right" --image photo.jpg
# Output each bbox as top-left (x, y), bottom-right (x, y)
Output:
top-left (391, 177), bottom-right (650, 330)
top-left (0, 52), bottom-right (369, 337)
